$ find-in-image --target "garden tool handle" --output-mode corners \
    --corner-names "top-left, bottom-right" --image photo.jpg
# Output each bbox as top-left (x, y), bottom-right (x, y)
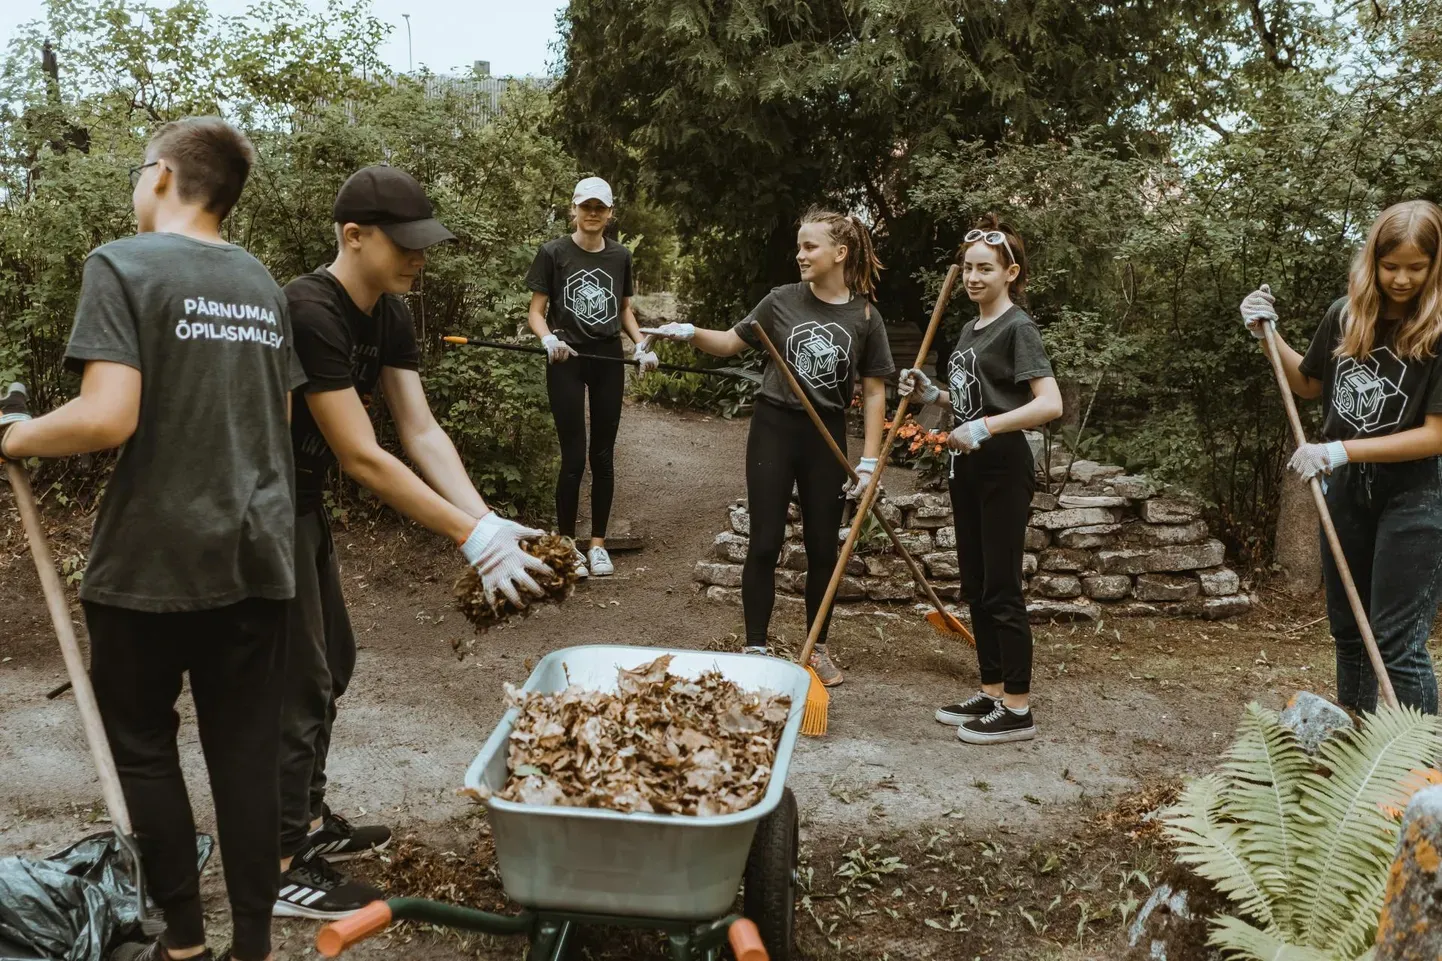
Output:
top-left (749, 319), bottom-right (971, 641)
top-left (728, 918), bottom-right (769, 961)
top-left (440, 335), bottom-right (750, 381)
top-left (5, 460), bottom-right (136, 834)
top-left (317, 901), bottom-right (393, 957)
top-left (1260, 321), bottom-right (1398, 708)
top-left (798, 264), bottom-right (962, 666)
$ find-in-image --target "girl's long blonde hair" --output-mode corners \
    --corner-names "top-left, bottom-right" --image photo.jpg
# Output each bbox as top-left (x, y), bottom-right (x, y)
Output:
top-left (1342, 200), bottom-right (1442, 360)
top-left (801, 207), bottom-right (883, 300)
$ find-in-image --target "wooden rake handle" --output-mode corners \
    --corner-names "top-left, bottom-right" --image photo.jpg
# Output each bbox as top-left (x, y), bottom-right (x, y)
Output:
top-left (748, 319), bottom-right (972, 643)
top-left (1260, 321), bottom-right (1398, 709)
top-left (798, 265), bottom-right (963, 666)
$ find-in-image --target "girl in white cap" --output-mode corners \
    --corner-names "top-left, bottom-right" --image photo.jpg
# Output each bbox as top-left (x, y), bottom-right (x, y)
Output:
top-left (526, 177), bottom-right (659, 576)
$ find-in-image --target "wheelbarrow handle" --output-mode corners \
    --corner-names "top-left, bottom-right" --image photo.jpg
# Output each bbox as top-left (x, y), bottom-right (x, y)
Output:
top-left (728, 918), bottom-right (769, 961)
top-left (317, 901), bottom-right (393, 958)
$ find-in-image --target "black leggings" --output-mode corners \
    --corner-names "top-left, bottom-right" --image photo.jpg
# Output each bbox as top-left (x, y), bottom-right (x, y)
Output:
top-left (547, 337), bottom-right (624, 538)
top-left (85, 597), bottom-right (285, 961)
top-left (743, 399), bottom-right (848, 648)
top-left (950, 432), bottom-right (1036, 695)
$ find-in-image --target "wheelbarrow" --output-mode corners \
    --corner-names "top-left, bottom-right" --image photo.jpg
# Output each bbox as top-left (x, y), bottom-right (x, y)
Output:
top-left (317, 645), bottom-right (808, 961)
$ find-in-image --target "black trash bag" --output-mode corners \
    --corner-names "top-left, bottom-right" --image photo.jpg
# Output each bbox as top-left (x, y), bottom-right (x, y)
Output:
top-left (0, 832), bottom-right (212, 961)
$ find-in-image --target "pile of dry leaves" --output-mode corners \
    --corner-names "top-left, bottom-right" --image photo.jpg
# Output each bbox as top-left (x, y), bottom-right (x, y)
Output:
top-left (476, 655), bottom-right (791, 816)
top-left (453, 534), bottom-right (583, 632)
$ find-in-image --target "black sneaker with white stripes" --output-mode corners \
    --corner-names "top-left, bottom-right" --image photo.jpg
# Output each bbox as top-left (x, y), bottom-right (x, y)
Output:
top-left (302, 807), bottom-right (392, 862)
top-left (934, 692), bottom-right (999, 726)
top-left (275, 850), bottom-right (384, 919)
top-left (956, 703), bottom-right (1036, 744)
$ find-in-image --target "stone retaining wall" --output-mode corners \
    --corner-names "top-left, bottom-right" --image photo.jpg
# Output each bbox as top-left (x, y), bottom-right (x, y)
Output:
top-left (695, 453), bottom-right (1254, 621)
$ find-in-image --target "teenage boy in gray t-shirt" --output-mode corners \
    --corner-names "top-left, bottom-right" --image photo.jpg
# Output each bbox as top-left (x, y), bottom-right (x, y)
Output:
top-left (1, 117), bottom-right (304, 961)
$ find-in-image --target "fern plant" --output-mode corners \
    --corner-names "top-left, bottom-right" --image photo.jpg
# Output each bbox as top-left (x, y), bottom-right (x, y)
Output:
top-left (1162, 703), bottom-right (1442, 961)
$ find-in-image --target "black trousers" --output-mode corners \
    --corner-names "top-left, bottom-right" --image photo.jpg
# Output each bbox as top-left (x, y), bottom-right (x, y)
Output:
top-left (743, 399), bottom-right (848, 647)
top-left (949, 432), bottom-right (1036, 695)
top-left (279, 508), bottom-right (357, 857)
top-left (85, 598), bottom-right (285, 961)
top-left (547, 337), bottom-right (624, 539)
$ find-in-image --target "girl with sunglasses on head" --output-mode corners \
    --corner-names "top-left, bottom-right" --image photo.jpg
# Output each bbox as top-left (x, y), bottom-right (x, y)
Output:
top-left (1239, 200), bottom-right (1442, 716)
top-left (643, 208), bottom-right (893, 686)
top-left (898, 214), bottom-right (1062, 744)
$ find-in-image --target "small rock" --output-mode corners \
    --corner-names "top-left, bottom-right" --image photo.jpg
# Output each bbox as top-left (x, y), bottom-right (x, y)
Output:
top-left (1133, 573), bottom-right (1201, 602)
top-left (867, 578), bottom-right (915, 602)
top-left (1056, 524), bottom-right (1122, 549)
top-left (1031, 507), bottom-right (1121, 530)
top-left (1140, 498), bottom-right (1204, 524)
top-left (781, 543), bottom-right (808, 572)
top-left (1032, 574), bottom-right (1083, 599)
top-left (1030, 491), bottom-right (1060, 511)
top-left (776, 569), bottom-right (806, 594)
top-left (896, 530), bottom-right (936, 554)
top-left (787, 502), bottom-right (801, 522)
top-left (1109, 475), bottom-right (1158, 500)
top-left (713, 531), bottom-right (749, 564)
top-left (885, 493), bottom-right (926, 510)
top-left (1040, 548), bottom-right (1094, 572)
top-left (1027, 598), bottom-right (1101, 622)
top-left (934, 526), bottom-right (957, 550)
top-left (1114, 600), bottom-right (1164, 617)
top-left (1059, 494), bottom-right (1130, 509)
top-left (1022, 553), bottom-right (1038, 577)
top-left (864, 555), bottom-right (911, 578)
top-left (922, 552), bottom-right (960, 578)
top-left (1024, 527), bottom-right (1050, 551)
top-left (1376, 785), bottom-right (1442, 961)
top-left (908, 505), bottom-right (954, 529)
top-left (1199, 567), bottom-right (1241, 596)
top-left (728, 505), bottom-right (751, 536)
top-left (875, 502), bottom-right (903, 526)
top-left (1096, 540), bottom-right (1226, 575)
top-left (1279, 691), bottom-right (1354, 755)
top-left (838, 576), bottom-right (869, 601)
top-left (694, 561), bottom-right (744, 588)
top-left (1121, 520), bottom-right (1210, 548)
top-left (1083, 574), bottom-right (1133, 601)
top-left (703, 585), bottom-right (742, 605)
top-left (1198, 594), bottom-right (1252, 620)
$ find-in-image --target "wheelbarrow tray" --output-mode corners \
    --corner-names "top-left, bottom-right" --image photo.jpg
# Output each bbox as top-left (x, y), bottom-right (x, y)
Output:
top-left (463, 645), bottom-right (809, 922)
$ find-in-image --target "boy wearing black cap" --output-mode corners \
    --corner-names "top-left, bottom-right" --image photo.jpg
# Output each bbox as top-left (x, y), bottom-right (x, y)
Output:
top-left (275, 164), bottom-right (549, 917)
top-left (2, 117), bottom-right (301, 961)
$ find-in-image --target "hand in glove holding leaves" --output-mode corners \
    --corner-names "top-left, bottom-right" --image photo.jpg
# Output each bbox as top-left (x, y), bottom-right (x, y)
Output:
top-left (1288, 441), bottom-right (1349, 480)
top-left (460, 512), bottom-right (552, 607)
top-left (897, 368), bottom-right (941, 405)
top-left (1239, 284), bottom-right (1278, 339)
top-left (0, 383), bottom-right (31, 462)
top-left (639, 323), bottom-right (695, 342)
top-left (633, 341), bottom-right (660, 373)
top-left (948, 417), bottom-right (992, 453)
top-left (542, 334), bottom-right (579, 363)
top-left (845, 457), bottom-right (879, 499)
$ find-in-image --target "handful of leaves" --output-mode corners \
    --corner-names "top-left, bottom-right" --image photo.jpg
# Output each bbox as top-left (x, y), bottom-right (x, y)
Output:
top-left (478, 655), bottom-right (791, 816)
top-left (453, 534), bottom-right (582, 632)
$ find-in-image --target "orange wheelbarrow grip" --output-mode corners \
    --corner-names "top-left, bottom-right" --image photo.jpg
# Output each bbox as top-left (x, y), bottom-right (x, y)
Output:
top-left (728, 918), bottom-right (768, 961)
top-left (316, 901), bottom-right (393, 957)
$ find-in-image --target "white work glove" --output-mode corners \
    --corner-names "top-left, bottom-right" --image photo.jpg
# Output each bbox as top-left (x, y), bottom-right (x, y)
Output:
top-left (1288, 441), bottom-right (1348, 480)
top-left (948, 418), bottom-right (992, 453)
top-left (845, 457), bottom-right (879, 499)
top-left (459, 512), bottom-right (552, 607)
top-left (633, 341), bottom-right (660, 373)
top-left (897, 368), bottom-right (941, 405)
top-left (638, 322), bottom-right (695, 342)
top-left (542, 334), bottom-right (579, 363)
top-left (1240, 284), bottom-right (1277, 339)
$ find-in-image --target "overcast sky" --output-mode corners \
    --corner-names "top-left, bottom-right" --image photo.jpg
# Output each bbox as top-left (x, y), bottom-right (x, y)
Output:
top-left (0, 0), bottom-right (568, 78)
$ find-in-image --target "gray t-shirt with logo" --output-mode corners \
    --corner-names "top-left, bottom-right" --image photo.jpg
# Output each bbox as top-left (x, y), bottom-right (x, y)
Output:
top-left (734, 283), bottom-right (894, 414)
top-left (947, 305), bottom-right (1053, 426)
top-left (526, 236), bottom-right (634, 344)
top-left (64, 232), bottom-right (307, 613)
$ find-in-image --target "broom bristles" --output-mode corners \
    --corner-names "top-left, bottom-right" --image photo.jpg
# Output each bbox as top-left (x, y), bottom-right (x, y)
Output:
top-left (800, 666), bottom-right (829, 736)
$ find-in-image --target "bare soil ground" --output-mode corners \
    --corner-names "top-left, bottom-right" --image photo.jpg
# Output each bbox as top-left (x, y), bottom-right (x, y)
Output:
top-left (1, 401), bottom-right (1421, 960)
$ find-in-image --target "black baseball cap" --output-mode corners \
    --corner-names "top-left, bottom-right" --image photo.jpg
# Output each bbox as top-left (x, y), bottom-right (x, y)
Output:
top-left (333, 164), bottom-right (456, 249)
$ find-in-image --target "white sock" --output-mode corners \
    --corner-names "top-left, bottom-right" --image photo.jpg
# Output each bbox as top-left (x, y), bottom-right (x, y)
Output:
top-left (1006, 704), bottom-right (1030, 716)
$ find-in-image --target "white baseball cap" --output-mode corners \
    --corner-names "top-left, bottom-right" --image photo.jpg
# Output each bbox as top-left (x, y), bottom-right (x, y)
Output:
top-left (573, 177), bottom-right (614, 207)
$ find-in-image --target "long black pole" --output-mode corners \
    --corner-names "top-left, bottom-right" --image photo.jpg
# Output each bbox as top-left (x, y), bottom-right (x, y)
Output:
top-left (441, 336), bottom-right (755, 382)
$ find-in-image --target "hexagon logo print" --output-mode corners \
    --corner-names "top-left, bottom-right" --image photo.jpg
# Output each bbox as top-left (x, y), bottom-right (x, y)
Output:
top-left (786, 320), bottom-right (852, 393)
top-left (949, 347), bottom-right (983, 421)
top-left (563, 268), bottom-right (619, 329)
top-left (1333, 348), bottom-right (1409, 435)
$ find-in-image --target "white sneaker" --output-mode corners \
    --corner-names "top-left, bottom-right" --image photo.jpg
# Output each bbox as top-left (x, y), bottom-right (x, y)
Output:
top-left (571, 547), bottom-right (589, 579)
top-left (587, 546), bottom-right (614, 576)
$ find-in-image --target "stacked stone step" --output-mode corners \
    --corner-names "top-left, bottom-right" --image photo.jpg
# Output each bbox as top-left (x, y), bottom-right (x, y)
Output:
top-left (694, 454), bottom-right (1253, 621)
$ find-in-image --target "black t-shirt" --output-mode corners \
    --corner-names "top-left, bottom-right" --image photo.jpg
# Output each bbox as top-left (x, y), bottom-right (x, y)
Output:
top-left (733, 283), bottom-right (894, 414)
top-left (525, 236), bottom-right (634, 344)
top-left (947, 305), bottom-right (1053, 427)
top-left (286, 267), bottom-right (422, 509)
top-left (1299, 297), bottom-right (1442, 441)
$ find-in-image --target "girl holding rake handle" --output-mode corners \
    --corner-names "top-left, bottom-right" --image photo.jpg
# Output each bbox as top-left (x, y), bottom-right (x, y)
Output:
top-left (1239, 199), bottom-right (1442, 715)
top-left (898, 215), bottom-right (1062, 744)
top-left (643, 208), bottom-right (893, 685)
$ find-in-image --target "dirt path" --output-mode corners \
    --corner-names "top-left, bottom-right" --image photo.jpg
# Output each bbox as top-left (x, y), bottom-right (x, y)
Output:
top-left (0, 401), bottom-right (1369, 960)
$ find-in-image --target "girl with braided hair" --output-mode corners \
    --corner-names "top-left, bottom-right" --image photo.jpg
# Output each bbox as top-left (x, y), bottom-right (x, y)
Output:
top-left (645, 208), bottom-right (894, 684)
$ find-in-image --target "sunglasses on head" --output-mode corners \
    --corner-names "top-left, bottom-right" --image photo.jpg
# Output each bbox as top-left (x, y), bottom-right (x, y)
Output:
top-left (964, 228), bottom-right (1016, 265)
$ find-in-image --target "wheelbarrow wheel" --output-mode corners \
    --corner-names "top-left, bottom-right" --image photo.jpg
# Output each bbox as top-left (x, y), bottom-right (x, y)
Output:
top-left (742, 787), bottom-right (797, 961)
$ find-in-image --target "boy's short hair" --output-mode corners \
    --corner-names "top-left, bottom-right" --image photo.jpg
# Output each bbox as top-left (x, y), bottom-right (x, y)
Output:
top-left (147, 117), bottom-right (255, 220)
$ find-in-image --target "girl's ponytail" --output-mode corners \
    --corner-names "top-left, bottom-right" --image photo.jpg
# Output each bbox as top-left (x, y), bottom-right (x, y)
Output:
top-left (801, 207), bottom-right (884, 302)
